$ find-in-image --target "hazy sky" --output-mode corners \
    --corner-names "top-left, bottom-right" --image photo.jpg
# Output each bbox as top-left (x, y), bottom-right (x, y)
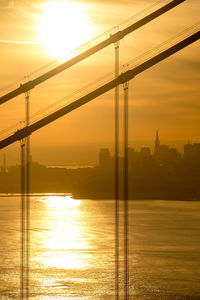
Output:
top-left (0, 0), bottom-right (199, 165)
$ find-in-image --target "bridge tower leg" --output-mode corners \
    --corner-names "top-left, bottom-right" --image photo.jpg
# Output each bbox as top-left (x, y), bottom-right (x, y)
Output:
top-left (20, 136), bottom-right (25, 300)
top-left (123, 77), bottom-right (129, 300)
top-left (25, 89), bottom-right (30, 299)
top-left (115, 38), bottom-right (120, 300)
top-left (20, 88), bottom-right (31, 299)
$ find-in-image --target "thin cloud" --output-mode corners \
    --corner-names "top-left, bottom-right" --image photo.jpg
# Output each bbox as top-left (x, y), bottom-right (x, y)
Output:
top-left (0, 40), bottom-right (40, 45)
top-left (0, 0), bottom-right (14, 8)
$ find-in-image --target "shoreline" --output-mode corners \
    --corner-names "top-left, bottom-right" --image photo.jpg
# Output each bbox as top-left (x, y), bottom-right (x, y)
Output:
top-left (0, 192), bottom-right (199, 201)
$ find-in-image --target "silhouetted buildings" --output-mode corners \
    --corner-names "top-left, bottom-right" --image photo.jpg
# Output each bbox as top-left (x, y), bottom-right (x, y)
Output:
top-left (1, 134), bottom-right (200, 200)
top-left (97, 135), bottom-right (199, 171)
top-left (140, 147), bottom-right (151, 158)
top-left (183, 142), bottom-right (200, 168)
top-left (99, 148), bottom-right (111, 167)
top-left (153, 131), bottom-right (181, 166)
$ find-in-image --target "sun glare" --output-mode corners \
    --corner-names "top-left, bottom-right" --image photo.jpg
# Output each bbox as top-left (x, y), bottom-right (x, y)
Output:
top-left (33, 195), bottom-right (92, 270)
top-left (37, 1), bottom-right (94, 59)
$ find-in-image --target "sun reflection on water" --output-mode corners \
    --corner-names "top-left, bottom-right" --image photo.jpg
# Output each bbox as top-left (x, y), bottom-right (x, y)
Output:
top-left (34, 195), bottom-right (91, 270)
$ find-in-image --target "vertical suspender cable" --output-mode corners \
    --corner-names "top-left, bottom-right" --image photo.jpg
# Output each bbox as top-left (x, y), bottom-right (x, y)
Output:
top-left (115, 39), bottom-right (120, 300)
top-left (25, 90), bottom-right (30, 299)
top-left (20, 138), bottom-right (25, 300)
top-left (123, 79), bottom-right (129, 299)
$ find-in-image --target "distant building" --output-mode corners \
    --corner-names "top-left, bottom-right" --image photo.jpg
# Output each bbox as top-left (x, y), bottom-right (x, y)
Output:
top-left (153, 131), bottom-right (181, 166)
top-left (159, 145), bottom-right (169, 164)
top-left (128, 147), bottom-right (138, 170)
top-left (128, 147), bottom-right (135, 159)
top-left (168, 148), bottom-right (182, 164)
top-left (140, 147), bottom-right (151, 158)
top-left (99, 148), bottom-right (110, 167)
top-left (183, 142), bottom-right (200, 165)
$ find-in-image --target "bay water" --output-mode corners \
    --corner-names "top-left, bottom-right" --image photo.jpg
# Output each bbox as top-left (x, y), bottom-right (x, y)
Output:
top-left (0, 195), bottom-right (200, 299)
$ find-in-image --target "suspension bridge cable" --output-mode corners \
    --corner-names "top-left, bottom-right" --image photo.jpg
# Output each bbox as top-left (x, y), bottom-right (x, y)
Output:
top-left (21, 23), bottom-right (200, 121)
top-left (0, 23), bottom-right (199, 140)
top-left (22, 23), bottom-right (200, 125)
top-left (22, 0), bottom-right (169, 79)
top-left (128, 22), bottom-right (199, 66)
top-left (0, 0), bottom-right (185, 105)
top-left (0, 30), bottom-right (198, 150)
top-left (0, 0), bottom-right (176, 96)
top-left (26, 23), bottom-right (200, 122)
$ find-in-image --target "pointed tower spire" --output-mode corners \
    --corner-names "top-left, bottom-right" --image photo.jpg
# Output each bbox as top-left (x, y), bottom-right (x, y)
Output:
top-left (154, 130), bottom-right (160, 157)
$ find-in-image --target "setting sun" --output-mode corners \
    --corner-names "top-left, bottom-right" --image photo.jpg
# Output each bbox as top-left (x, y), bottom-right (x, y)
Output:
top-left (36, 1), bottom-right (94, 59)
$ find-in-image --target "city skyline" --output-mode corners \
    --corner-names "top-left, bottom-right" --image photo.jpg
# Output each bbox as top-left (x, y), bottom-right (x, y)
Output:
top-left (1, 130), bottom-right (200, 167)
top-left (1, 130), bottom-right (200, 201)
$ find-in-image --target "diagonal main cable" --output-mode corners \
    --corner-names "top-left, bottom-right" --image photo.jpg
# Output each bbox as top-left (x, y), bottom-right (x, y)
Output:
top-left (0, 0), bottom-right (185, 105)
top-left (0, 30), bottom-right (198, 150)
top-left (1, 21), bottom-right (198, 141)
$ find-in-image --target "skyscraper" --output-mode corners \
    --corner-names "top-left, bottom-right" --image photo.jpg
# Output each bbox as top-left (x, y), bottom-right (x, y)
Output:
top-left (154, 130), bottom-right (160, 158)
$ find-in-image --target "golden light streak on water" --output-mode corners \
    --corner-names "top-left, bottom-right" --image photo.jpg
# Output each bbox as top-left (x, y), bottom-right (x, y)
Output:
top-left (34, 195), bottom-right (92, 270)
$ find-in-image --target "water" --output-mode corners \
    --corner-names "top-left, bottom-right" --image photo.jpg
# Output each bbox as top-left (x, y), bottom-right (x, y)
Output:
top-left (0, 194), bottom-right (200, 299)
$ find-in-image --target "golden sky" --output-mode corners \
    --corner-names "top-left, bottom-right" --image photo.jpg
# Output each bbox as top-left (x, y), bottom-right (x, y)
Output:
top-left (0, 0), bottom-right (199, 165)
